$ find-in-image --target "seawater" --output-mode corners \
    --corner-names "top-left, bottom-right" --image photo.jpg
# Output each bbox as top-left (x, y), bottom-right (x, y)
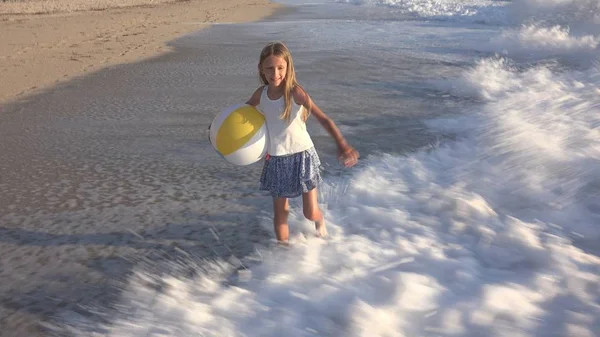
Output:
top-left (58, 0), bottom-right (600, 335)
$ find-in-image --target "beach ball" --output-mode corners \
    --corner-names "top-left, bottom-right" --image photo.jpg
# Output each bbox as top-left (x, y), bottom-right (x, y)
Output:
top-left (209, 103), bottom-right (268, 166)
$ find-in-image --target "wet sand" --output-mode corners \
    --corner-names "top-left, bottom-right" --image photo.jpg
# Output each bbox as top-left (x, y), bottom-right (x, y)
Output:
top-left (0, 1), bottom-right (282, 335)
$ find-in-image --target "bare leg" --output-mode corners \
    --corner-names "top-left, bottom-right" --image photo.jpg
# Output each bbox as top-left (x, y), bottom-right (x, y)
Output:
top-left (273, 197), bottom-right (290, 243)
top-left (302, 188), bottom-right (327, 238)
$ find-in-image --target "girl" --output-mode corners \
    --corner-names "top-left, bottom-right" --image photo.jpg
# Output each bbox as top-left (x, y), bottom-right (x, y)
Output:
top-left (246, 42), bottom-right (359, 243)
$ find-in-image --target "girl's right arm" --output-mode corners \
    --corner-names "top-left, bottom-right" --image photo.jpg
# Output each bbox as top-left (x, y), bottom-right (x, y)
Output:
top-left (246, 86), bottom-right (264, 107)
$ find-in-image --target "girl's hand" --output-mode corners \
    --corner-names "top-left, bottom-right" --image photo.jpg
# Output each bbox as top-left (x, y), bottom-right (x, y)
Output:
top-left (338, 145), bottom-right (359, 168)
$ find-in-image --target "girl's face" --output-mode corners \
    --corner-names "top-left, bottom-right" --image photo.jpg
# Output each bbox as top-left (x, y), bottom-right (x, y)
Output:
top-left (261, 55), bottom-right (287, 88)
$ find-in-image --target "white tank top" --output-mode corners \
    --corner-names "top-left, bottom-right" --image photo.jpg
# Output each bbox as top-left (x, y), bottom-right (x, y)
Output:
top-left (257, 86), bottom-right (314, 156)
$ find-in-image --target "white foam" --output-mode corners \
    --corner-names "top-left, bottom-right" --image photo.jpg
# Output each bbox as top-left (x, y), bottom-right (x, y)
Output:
top-left (430, 59), bottom-right (600, 237)
top-left (60, 59), bottom-right (600, 334)
top-left (481, 25), bottom-right (599, 66)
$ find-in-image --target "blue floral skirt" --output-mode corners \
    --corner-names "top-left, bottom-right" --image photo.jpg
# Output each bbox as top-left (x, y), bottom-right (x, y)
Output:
top-left (260, 147), bottom-right (322, 198)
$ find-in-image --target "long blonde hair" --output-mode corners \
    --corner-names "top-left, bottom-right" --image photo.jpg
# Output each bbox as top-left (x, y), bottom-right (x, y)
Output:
top-left (258, 42), bottom-right (310, 122)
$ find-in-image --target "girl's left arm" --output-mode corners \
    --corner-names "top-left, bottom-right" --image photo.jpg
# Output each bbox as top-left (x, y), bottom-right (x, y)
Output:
top-left (298, 89), bottom-right (359, 168)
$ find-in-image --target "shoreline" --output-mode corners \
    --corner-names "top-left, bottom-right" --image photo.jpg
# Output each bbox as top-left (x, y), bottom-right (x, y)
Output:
top-left (0, 0), bottom-right (283, 105)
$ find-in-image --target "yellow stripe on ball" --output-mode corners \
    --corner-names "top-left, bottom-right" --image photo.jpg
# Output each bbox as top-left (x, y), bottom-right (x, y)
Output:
top-left (216, 105), bottom-right (265, 156)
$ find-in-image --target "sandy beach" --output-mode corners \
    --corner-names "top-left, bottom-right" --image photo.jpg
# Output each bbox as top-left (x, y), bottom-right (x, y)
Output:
top-left (0, 0), bottom-right (281, 335)
top-left (0, 0), bottom-right (282, 105)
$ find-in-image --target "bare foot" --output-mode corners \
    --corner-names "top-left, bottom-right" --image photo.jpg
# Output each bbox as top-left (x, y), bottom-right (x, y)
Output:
top-left (315, 218), bottom-right (328, 238)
